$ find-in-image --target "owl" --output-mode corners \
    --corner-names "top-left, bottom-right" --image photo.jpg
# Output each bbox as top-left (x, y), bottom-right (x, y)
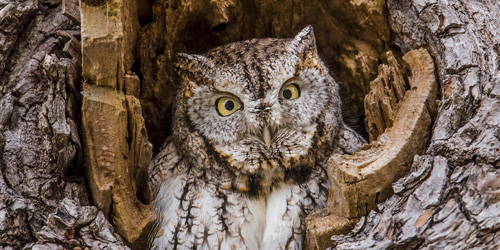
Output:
top-left (149, 26), bottom-right (365, 250)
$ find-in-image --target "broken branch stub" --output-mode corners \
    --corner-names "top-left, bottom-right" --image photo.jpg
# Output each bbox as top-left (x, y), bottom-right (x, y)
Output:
top-left (329, 48), bottom-right (438, 219)
top-left (305, 48), bottom-right (438, 250)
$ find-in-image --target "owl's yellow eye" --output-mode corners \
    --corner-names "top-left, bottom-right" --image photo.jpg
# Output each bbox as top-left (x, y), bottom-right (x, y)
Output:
top-left (280, 84), bottom-right (300, 100)
top-left (216, 97), bottom-right (242, 116)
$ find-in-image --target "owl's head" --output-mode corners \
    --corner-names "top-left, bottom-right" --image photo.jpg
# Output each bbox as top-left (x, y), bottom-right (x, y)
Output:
top-left (173, 26), bottom-right (343, 192)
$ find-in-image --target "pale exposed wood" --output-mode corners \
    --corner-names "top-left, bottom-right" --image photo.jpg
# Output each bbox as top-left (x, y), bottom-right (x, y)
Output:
top-left (81, 81), bottom-right (154, 243)
top-left (330, 48), bottom-right (437, 219)
top-left (80, 1), bottom-right (121, 88)
top-left (364, 51), bottom-right (406, 142)
top-left (305, 212), bottom-right (357, 250)
top-left (81, 85), bottom-right (128, 218)
top-left (80, 0), bottom-right (138, 90)
top-left (79, 0), bottom-right (152, 245)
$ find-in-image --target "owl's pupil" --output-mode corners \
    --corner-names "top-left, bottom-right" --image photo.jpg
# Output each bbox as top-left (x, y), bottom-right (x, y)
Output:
top-left (225, 100), bottom-right (235, 110)
top-left (283, 89), bottom-right (292, 99)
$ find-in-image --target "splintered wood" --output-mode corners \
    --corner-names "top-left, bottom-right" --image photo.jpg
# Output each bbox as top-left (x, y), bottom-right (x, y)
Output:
top-left (364, 51), bottom-right (407, 142)
top-left (80, 0), bottom-right (152, 246)
top-left (305, 48), bottom-right (438, 250)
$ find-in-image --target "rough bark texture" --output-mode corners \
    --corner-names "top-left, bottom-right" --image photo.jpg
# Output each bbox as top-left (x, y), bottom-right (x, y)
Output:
top-left (1, 0), bottom-right (499, 249)
top-left (0, 0), bottom-right (130, 249)
top-left (330, 0), bottom-right (500, 249)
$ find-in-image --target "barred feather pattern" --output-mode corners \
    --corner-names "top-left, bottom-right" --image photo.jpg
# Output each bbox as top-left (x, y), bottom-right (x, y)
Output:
top-left (149, 26), bottom-right (364, 250)
top-left (150, 141), bottom-right (329, 250)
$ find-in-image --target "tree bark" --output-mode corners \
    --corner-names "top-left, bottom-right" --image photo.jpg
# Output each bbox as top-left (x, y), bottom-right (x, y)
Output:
top-left (0, 0), bottom-right (129, 249)
top-left (0, 0), bottom-right (499, 249)
top-left (330, 0), bottom-right (500, 249)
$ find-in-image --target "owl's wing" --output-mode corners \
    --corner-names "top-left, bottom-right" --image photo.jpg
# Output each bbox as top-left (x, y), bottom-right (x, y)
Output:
top-left (148, 139), bottom-right (182, 194)
top-left (337, 125), bottom-right (367, 155)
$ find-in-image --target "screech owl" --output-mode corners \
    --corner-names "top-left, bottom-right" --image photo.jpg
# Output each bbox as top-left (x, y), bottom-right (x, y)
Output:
top-left (149, 26), bottom-right (365, 250)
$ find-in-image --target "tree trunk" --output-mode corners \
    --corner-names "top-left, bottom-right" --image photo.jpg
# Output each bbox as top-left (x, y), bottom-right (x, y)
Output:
top-left (0, 0), bottom-right (498, 250)
top-left (0, 0), bottom-right (129, 249)
top-left (330, 0), bottom-right (500, 249)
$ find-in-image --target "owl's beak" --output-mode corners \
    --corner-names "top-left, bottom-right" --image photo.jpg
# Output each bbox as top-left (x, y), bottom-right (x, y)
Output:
top-left (263, 125), bottom-right (272, 149)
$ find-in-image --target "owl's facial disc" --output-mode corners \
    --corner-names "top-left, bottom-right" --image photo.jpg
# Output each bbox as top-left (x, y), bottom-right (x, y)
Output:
top-left (184, 67), bottom-right (330, 176)
top-left (180, 32), bottom-right (334, 177)
top-left (210, 78), bottom-right (324, 174)
top-left (259, 82), bottom-right (301, 148)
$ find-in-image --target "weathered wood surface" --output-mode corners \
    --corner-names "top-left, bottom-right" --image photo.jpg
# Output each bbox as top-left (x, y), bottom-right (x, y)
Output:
top-left (0, 0), bottom-right (129, 249)
top-left (306, 47), bottom-right (439, 250)
top-left (329, 0), bottom-right (500, 249)
top-left (80, 0), bottom-right (153, 246)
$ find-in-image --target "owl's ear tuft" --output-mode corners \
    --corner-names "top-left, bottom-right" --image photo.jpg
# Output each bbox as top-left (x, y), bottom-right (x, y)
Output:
top-left (174, 53), bottom-right (212, 84)
top-left (175, 53), bottom-right (207, 73)
top-left (176, 52), bottom-right (196, 63)
top-left (293, 25), bottom-right (315, 44)
top-left (290, 25), bottom-right (318, 57)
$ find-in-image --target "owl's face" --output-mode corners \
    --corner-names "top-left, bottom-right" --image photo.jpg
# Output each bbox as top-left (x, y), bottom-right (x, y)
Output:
top-left (174, 26), bottom-right (341, 187)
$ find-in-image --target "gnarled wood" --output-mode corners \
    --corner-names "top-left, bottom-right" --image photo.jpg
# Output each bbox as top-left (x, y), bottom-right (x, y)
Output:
top-left (305, 48), bottom-right (438, 250)
top-left (330, 0), bottom-right (500, 249)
